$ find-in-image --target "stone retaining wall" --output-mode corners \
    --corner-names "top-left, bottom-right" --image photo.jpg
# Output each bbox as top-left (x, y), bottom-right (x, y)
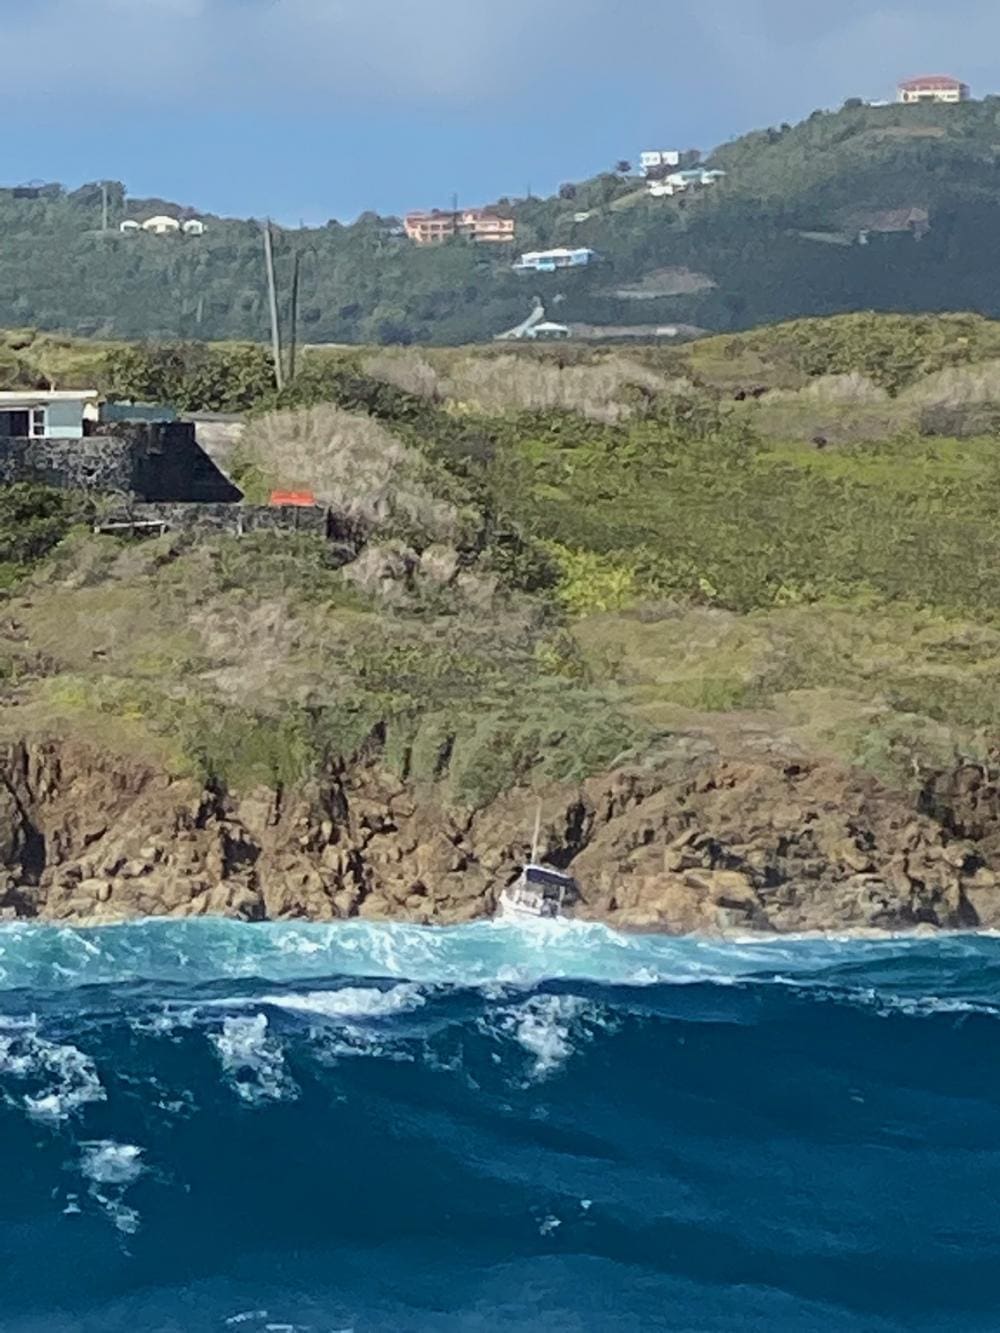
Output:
top-left (123, 502), bottom-right (330, 536)
top-left (0, 435), bottom-right (135, 492)
top-left (96, 502), bottom-right (365, 560)
top-left (0, 423), bottom-right (242, 504)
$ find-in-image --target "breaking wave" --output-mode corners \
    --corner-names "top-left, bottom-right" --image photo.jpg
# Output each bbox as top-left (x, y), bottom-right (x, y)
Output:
top-left (1, 918), bottom-right (1000, 1330)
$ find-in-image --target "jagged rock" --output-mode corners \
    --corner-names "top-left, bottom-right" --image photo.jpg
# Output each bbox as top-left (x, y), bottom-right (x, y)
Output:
top-left (0, 736), bottom-right (997, 935)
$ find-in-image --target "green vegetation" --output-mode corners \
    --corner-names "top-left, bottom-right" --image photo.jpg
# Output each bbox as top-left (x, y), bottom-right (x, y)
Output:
top-left (0, 485), bottom-right (90, 587)
top-left (6, 528), bottom-right (638, 803)
top-left (12, 97), bottom-right (1000, 344)
top-left (5, 311), bottom-right (1000, 805)
top-left (102, 342), bottom-right (275, 412)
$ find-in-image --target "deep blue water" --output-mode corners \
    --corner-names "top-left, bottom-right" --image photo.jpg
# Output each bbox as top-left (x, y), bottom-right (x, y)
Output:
top-left (1, 919), bottom-right (1000, 1331)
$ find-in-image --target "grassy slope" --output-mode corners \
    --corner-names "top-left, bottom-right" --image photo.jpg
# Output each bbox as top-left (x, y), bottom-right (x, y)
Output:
top-left (16, 309), bottom-right (1000, 395)
top-left (2, 316), bottom-right (999, 809)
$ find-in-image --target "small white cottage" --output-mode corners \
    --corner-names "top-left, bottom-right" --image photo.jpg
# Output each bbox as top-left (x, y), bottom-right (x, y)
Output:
top-left (142, 215), bottom-right (181, 235)
top-left (0, 391), bottom-right (100, 439)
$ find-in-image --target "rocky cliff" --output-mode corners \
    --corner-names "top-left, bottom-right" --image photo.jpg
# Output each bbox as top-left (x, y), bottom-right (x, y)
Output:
top-left (2, 736), bottom-right (1000, 935)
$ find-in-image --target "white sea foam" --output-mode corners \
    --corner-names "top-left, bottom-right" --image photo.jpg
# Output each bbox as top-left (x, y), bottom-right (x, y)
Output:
top-left (2, 917), bottom-right (1000, 1018)
top-left (80, 1140), bottom-right (145, 1187)
top-left (485, 994), bottom-right (609, 1079)
top-left (255, 983), bottom-right (426, 1021)
top-left (0, 914), bottom-right (925, 993)
top-left (0, 1019), bottom-right (105, 1123)
top-left (79, 1140), bottom-right (145, 1234)
top-left (203, 985), bottom-right (427, 1065)
top-left (209, 1014), bottom-right (297, 1105)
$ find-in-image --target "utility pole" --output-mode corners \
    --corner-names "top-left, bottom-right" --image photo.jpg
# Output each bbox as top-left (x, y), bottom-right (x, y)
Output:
top-left (262, 219), bottom-right (284, 392)
top-left (287, 249), bottom-right (301, 385)
top-left (100, 181), bottom-right (109, 234)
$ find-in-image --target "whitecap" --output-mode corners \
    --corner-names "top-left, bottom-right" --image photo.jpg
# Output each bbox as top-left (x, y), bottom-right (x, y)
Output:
top-left (209, 1014), bottom-right (297, 1105)
top-left (4, 917), bottom-right (1000, 1017)
top-left (255, 983), bottom-right (426, 1021)
top-left (79, 1140), bottom-right (146, 1234)
top-left (0, 1021), bottom-right (105, 1124)
top-left (485, 994), bottom-right (611, 1080)
top-left (80, 1140), bottom-right (145, 1187)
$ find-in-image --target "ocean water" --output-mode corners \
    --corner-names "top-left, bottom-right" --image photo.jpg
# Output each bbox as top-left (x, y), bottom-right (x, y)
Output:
top-left (1, 920), bottom-right (999, 1332)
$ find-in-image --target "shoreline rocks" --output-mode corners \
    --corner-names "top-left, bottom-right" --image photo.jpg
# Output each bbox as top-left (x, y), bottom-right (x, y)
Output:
top-left (0, 737), bottom-right (997, 935)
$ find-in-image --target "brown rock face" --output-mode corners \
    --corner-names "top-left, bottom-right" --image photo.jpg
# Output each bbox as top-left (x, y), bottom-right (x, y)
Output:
top-left (0, 738), bottom-right (996, 935)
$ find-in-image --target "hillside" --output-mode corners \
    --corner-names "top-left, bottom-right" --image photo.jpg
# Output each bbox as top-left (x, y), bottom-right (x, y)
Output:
top-left (8, 98), bottom-right (1000, 345)
top-left (2, 323), bottom-right (1000, 931)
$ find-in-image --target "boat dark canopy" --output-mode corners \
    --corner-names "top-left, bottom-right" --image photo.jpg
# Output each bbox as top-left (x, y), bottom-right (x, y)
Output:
top-left (523, 866), bottom-right (577, 892)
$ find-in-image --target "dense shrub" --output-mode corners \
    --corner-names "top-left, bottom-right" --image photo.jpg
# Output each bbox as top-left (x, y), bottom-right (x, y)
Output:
top-left (0, 484), bottom-right (87, 569)
top-left (103, 343), bottom-right (276, 412)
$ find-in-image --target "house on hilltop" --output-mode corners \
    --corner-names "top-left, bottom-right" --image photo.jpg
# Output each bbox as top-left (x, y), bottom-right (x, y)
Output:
top-left (639, 150), bottom-right (681, 177)
top-left (513, 248), bottom-right (596, 273)
top-left (897, 75), bottom-right (970, 104)
top-left (119, 215), bottom-right (206, 236)
top-left (404, 208), bottom-right (515, 245)
top-left (142, 215), bottom-right (181, 234)
top-left (664, 169), bottom-right (726, 192)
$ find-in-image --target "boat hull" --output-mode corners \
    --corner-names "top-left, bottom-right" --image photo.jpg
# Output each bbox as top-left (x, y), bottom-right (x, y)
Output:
top-left (497, 889), bottom-right (562, 921)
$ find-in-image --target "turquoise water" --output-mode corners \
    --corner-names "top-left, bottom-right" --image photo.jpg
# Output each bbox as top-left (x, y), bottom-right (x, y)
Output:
top-left (1, 919), bottom-right (999, 1330)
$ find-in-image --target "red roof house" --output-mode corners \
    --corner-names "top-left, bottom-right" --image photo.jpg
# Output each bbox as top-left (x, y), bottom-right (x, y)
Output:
top-left (897, 75), bottom-right (971, 104)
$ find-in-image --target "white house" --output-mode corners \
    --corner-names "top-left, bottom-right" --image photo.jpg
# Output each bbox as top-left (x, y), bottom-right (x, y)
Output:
top-left (639, 150), bottom-right (681, 176)
top-left (666, 168), bottom-right (727, 190)
top-left (182, 219), bottom-right (206, 236)
top-left (897, 75), bottom-right (970, 104)
top-left (0, 390), bottom-right (100, 440)
top-left (513, 247), bottom-right (597, 273)
top-left (119, 220), bottom-right (141, 233)
top-left (525, 321), bottom-right (571, 340)
top-left (647, 181), bottom-right (676, 198)
top-left (142, 215), bottom-right (181, 235)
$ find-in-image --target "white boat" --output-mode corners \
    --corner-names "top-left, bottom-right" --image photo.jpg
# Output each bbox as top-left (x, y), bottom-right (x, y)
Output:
top-left (498, 863), bottom-right (579, 920)
top-left (497, 805), bottom-right (580, 920)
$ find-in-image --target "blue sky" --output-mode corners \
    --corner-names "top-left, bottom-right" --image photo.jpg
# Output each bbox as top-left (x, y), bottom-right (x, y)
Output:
top-left (4, 0), bottom-right (999, 223)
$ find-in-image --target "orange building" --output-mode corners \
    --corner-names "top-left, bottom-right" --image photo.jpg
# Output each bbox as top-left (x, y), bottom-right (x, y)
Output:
top-left (404, 208), bottom-right (515, 245)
